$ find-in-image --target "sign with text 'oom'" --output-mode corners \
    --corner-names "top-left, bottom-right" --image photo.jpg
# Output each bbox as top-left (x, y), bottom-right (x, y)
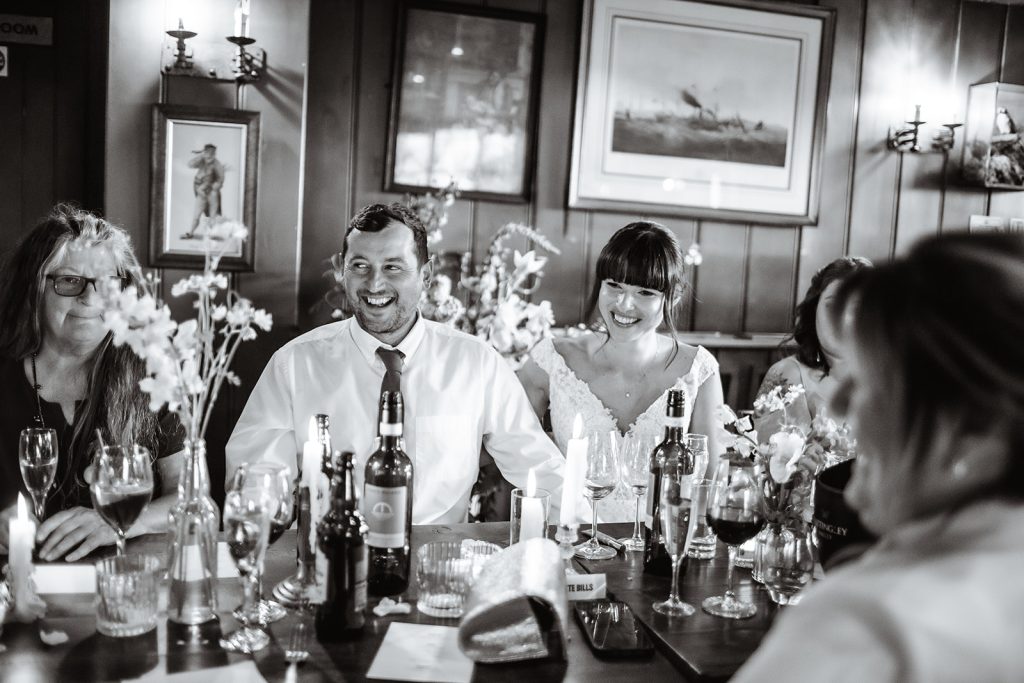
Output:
top-left (0, 47), bottom-right (7, 78)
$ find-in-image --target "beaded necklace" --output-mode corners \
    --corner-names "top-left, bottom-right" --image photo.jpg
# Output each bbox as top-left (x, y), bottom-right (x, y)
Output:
top-left (30, 352), bottom-right (46, 428)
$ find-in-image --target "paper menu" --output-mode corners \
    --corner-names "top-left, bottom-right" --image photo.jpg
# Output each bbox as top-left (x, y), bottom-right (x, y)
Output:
top-left (366, 623), bottom-right (474, 683)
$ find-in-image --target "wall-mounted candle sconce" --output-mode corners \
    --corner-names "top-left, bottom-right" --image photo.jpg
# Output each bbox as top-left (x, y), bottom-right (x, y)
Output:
top-left (888, 104), bottom-right (962, 153)
top-left (162, 0), bottom-right (266, 82)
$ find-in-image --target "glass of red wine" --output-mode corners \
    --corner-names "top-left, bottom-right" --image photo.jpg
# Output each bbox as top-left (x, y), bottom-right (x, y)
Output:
top-left (702, 453), bottom-right (765, 619)
top-left (234, 462), bottom-right (294, 624)
top-left (90, 444), bottom-right (154, 556)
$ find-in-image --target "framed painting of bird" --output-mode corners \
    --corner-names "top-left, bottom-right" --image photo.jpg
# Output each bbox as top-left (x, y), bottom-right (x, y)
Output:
top-left (962, 82), bottom-right (1024, 190)
top-left (568, 0), bottom-right (835, 225)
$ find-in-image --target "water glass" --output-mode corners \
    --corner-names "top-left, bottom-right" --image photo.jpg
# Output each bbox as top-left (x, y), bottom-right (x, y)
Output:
top-left (416, 540), bottom-right (499, 618)
top-left (95, 553), bottom-right (161, 637)
top-left (686, 478), bottom-right (718, 560)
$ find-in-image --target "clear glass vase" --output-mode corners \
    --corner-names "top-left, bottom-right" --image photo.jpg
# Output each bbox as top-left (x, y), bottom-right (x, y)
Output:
top-left (760, 522), bottom-right (815, 605)
top-left (167, 438), bottom-right (220, 625)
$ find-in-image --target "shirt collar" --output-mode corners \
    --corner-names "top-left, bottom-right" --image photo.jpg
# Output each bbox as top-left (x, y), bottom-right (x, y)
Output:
top-left (349, 313), bottom-right (427, 368)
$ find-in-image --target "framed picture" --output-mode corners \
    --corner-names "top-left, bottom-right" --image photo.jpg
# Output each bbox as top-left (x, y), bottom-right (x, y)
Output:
top-left (149, 104), bottom-right (260, 270)
top-left (385, 1), bottom-right (545, 202)
top-left (962, 81), bottom-right (1024, 190)
top-left (569, 0), bottom-right (835, 225)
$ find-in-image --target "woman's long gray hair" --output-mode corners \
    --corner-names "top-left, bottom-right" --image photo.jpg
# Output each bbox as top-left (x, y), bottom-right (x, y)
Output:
top-left (0, 205), bottom-right (162, 507)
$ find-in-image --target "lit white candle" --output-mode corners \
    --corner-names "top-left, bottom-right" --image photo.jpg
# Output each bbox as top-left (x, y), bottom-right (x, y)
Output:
top-left (233, 0), bottom-right (251, 38)
top-left (519, 469), bottom-right (545, 541)
top-left (9, 493), bottom-right (36, 613)
top-left (301, 416), bottom-right (321, 489)
top-left (560, 414), bottom-right (588, 525)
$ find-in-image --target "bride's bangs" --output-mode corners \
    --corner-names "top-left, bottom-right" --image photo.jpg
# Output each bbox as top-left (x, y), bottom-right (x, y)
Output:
top-left (596, 240), bottom-right (670, 294)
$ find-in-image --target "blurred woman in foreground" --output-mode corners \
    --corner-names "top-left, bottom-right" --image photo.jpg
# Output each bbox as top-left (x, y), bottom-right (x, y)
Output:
top-left (735, 231), bottom-right (1024, 682)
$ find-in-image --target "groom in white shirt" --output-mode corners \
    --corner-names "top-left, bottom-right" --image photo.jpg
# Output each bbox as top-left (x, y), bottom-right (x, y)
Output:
top-left (226, 203), bottom-right (572, 524)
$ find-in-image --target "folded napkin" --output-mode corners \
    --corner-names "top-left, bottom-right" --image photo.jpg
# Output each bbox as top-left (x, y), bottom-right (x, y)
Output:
top-left (457, 538), bottom-right (567, 663)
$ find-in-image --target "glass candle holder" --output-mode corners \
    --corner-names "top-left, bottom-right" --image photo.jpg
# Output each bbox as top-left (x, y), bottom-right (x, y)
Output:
top-left (510, 488), bottom-right (550, 545)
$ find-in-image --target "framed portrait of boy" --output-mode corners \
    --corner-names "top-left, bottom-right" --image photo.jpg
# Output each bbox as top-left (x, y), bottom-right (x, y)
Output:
top-left (149, 104), bottom-right (260, 271)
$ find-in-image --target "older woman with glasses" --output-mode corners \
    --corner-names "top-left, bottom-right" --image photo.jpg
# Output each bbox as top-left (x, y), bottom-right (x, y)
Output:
top-left (734, 231), bottom-right (1024, 682)
top-left (0, 205), bottom-right (184, 561)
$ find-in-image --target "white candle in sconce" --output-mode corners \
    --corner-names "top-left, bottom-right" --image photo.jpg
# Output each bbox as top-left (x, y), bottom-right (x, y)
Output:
top-left (560, 414), bottom-right (588, 526)
top-left (518, 469), bottom-right (546, 542)
top-left (234, 0), bottom-right (251, 38)
top-left (301, 416), bottom-right (322, 489)
top-left (9, 493), bottom-right (36, 615)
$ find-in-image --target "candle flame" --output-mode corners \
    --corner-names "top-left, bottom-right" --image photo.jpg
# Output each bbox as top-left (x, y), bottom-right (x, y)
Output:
top-left (572, 414), bottom-right (583, 440)
top-left (527, 468), bottom-right (537, 497)
top-left (308, 415), bottom-right (318, 443)
top-left (17, 493), bottom-right (27, 521)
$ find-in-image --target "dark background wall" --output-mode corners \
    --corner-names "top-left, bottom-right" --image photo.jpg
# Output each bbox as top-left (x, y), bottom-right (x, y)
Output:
top-left (2, 0), bottom-right (1024, 502)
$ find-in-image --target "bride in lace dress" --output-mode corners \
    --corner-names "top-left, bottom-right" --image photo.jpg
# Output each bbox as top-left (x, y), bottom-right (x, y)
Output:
top-left (518, 221), bottom-right (724, 523)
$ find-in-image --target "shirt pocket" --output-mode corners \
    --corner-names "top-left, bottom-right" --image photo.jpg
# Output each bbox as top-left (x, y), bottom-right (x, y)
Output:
top-left (413, 415), bottom-right (478, 503)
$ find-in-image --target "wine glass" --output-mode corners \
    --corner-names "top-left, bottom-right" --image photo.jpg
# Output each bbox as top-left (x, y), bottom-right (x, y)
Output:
top-left (617, 434), bottom-right (652, 551)
top-left (652, 462), bottom-right (699, 616)
top-left (90, 444), bottom-right (154, 556)
top-left (702, 454), bottom-right (766, 619)
top-left (575, 431), bottom-right (619, 561)
top-left (236, 462), bottom-right (294, 624)
top-left (220, 464), bottom-right (274, 654)
top-left (685, 433), bottom-right (709, 479)
top-left (19, 428), bottom-right (58, 521)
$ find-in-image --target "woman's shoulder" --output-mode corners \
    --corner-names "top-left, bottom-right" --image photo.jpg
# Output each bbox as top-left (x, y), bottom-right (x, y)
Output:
top-left (762, 355), bottom-right (805, 387)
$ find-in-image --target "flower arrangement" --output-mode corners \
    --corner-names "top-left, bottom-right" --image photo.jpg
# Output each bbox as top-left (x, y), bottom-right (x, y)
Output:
top-left (429, 222), bottom-right (560, 369)
top-left (100, 219), bottom-right (272, 440)
top-left (717, 381), bottom-right (851, 526)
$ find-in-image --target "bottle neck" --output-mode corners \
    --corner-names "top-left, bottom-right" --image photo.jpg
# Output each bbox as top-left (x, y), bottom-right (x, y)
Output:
top-left (342, 464), bottom-right (359, 512)
top-left (662, 416), bottom-right (686, 442)
top-left (180, 438), bottom-right (211, 499)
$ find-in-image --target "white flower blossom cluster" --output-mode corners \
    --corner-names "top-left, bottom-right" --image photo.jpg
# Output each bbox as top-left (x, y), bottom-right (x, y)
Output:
top-left (100, 219), bottom-right (272, 439)
top-left (753, 383), bottom-right (806, 416)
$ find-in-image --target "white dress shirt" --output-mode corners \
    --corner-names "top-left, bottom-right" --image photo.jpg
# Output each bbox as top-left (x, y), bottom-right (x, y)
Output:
top-left (226, 316), bottom-right (573, 524)
top-left (733, 500), bottom-right (1024, 682)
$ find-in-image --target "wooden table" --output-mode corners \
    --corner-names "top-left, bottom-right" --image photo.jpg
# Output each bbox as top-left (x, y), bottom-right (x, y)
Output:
top-left (0, 523), bottom-right (776, 681)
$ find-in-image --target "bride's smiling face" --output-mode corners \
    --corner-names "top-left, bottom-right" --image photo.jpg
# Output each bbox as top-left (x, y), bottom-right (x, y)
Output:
top-left (598, 279), bottom-right (666, 341)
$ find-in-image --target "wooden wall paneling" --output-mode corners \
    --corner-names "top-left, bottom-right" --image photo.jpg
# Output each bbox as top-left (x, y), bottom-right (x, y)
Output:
top-left (891, 0), bottom-right (960, 256)
top-left (941, 1), bottom-right (1005, 233)
top-left (0, 45), bottom-right (26, 241)
top-left (987, 7), bottom-right (1024, 221)
top-left (472, 202), bottom-right (531, 264)
top-left (525, 0), bottom-right (583, 327)
top-left (796, 0), bottom-right (865, 296)
top-left (743, 227), bottom-right (799, 333)
top-left (353, 0), bottom-right (405, 211)
top-left (692, 221), bottom-right (748, 333)
top-left (847, 0), bottom-right (913, 262)
top-left (300, 0), bottom-right (360, 329)
top-left (662, 218), bottom-right (698, 331)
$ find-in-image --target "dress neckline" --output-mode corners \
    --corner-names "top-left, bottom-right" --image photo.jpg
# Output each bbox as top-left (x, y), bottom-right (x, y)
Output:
top-left (546, 340), bottom-right (701, 436)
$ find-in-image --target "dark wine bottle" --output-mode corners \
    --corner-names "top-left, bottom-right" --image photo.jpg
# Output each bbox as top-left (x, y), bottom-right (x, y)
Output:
top-left (643, 389), bottom-right (694, 576)
top-left (363, 390), bottom-right (414, 597)
top-left (316, 451), bottom-right (368, 640)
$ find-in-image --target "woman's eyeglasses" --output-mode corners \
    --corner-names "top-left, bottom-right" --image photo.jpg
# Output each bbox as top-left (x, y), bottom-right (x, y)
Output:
top-left (45, 274), bottom-right (130, 297)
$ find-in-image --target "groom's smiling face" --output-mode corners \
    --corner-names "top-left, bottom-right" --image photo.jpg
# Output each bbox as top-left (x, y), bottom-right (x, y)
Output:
top-left (342, 220), bottom-right (429, 345)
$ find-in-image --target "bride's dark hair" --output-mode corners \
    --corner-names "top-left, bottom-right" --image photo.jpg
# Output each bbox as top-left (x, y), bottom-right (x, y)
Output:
top-left (584, 221), bottom-right (688, 365)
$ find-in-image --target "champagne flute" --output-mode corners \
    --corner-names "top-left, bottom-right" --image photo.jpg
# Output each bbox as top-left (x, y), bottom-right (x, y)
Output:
top-left (19, 427), bottom-right (58, 521)
top-left (575, 431), bottom-right (619, 561)
top-left (617, 434), bottom-right (652, 551)
top-left (220, 464), bottom-right (273, 654)
top-left (652, 462), bottom-right (699, 616)
top-left (702, 454), bottom-right (766, 619)
top-left (236, 462), bottom-right (293, 624)
top-left (90, 444), bottom-right (154, 556)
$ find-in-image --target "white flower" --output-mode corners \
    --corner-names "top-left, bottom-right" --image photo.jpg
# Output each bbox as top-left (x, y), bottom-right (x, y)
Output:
top-left (211, 305), bottom-right (227, 321)
top-left (252, 309), bottom-right (273, 332)
top-left (767, 431), bottom-right (806, 483)
top-left (512, 250), bottom-right (546, 278)
top-left (717, 404), bottom-right (739, 426)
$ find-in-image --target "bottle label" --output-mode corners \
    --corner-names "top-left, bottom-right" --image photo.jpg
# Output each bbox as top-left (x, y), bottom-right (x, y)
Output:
top-left (379, 423), bottom-right (402, 437)
top-left (664, 416), bottom-right (686, 428)
top-left (364, 484), bottom-right (407, 548)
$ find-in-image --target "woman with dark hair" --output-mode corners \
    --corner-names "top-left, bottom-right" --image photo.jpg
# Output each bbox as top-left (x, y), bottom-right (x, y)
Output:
top-left (0, 205), bottom-right (184, 561)
top-left (518, 221), bottom-right (724, 522)
top-left (734, 232), bottom-right (1024, 681)
top-left (753, 256), bottom-right (871, 437)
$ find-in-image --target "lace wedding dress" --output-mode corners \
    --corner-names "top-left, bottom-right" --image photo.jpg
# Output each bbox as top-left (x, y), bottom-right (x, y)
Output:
top-left (530, 337), bottom-right (719, 522)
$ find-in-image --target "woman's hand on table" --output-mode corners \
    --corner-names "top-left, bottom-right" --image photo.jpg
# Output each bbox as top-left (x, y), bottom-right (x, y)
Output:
top-left (36, 507), bottom-right (116, 562)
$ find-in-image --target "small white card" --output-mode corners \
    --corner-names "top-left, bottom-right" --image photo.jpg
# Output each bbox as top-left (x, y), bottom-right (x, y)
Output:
top-left (35, 564), bottom-right (96, 594)
top-left (565, 573), bottom-right (607, 600)
top-left (132, 660), bottom-right (267, 682)
top-left (366, 623), bottom-right (473, 683)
